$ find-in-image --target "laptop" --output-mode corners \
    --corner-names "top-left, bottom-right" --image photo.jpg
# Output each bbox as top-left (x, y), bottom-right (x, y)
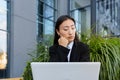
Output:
top-left (31, 62), bottom-right (100, 80)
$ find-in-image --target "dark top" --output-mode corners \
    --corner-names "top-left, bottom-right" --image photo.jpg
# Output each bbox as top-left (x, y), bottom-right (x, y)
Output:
top-left (49, 41), bottom-right (90, 62)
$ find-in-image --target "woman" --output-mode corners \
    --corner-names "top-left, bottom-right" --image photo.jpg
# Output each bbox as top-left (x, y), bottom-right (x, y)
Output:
top-left (0, 49), bottom-right (7, 69)
top-left (49, 15), bottom-right (90, 62)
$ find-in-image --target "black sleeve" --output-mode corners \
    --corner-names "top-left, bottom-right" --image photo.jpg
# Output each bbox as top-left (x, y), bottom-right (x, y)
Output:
top-left (80, 43), bottom-right (90, 62)
top-left (49, 45), bottom-right (70, 62)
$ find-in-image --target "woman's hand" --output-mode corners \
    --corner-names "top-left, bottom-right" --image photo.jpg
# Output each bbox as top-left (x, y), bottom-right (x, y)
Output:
top-left (58, 36), bottom-right (69, 47)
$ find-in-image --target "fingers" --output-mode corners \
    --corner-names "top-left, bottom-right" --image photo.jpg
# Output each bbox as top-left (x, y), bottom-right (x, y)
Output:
top-left (58, 35), bottom-right (68, 47)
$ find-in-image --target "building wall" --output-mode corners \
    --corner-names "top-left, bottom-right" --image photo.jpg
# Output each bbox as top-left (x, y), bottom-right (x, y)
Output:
top-left (10, 0), bottom-right (37, 77)
top-left (9, 0), bottom-right (69, 77)
top-left (57, 0), bottom-right (68, 17)
top-left (7, 0), bottom-right (120, 78)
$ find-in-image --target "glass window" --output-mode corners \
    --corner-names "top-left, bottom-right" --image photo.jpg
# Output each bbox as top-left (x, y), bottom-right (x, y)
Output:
top-left (37, 0), bottom-right (57, 43)
top-left (43, 5), bottom-right (54, 21)
top-left (41, 0), bottom-right (54, 7)
top-left (0, 0), bottom-right (7, 78)
top-left (0, 0), bottom-right (7, 56)
top-left (96, 0), bottom-right (120, 37)
top-left (69, 0), bottom-right (91, 38)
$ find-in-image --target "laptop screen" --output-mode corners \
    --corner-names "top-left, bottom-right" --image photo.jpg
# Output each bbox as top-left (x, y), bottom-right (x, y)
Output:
top-left (31, 62), bottom-right (100, 80)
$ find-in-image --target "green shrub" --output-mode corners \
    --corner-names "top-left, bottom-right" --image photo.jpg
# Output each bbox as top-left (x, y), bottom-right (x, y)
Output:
top-left (85, 35), bottom-right (120, 80)
top-left (22, 43), bottom-right (49, 80)
top-left (23, 35), bottom-right (120, 80)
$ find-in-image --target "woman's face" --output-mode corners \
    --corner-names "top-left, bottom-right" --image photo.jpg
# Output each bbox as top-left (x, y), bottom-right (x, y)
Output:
top-left (56, 19), bottom-right (76, 43)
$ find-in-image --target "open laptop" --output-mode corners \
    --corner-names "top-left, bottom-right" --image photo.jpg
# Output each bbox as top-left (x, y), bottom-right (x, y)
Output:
top-left (31, 62), bottom-right (100, 80)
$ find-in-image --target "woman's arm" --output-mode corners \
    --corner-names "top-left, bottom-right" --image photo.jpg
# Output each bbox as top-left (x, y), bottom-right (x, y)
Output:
top-left (79, 43), bottom-right (90, 62)
top-left (49, 45), bottom-right (70, 62)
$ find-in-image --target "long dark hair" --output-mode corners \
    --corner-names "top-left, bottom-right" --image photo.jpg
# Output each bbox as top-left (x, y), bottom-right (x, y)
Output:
top-left (53, 15), bottom-right (79, 45)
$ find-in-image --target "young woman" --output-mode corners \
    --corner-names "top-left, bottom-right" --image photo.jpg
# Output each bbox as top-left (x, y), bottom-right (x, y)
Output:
top-left (49, 15), bottom-right (90, 62)
top-left (0, 50), bottom-right (7, 69)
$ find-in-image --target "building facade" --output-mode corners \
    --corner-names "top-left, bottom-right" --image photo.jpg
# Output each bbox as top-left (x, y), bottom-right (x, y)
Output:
top-left (0, 0), bottom-right (120, 78)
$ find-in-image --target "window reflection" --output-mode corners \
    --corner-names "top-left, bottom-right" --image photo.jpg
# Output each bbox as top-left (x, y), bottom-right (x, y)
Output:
top-left (0, 31), bottom-right (7, 53)
top-left (96, 0), bottom-right (120, 37)
top-left (69, 0), bottom-right (91, 38)
top-left (0, 0), bottom-right (7, 78)
top-left (44, 5), bottom-right (54, 20)
top-left (0, 0), bottom-right (7, 54)
top-left (37, 0), bottom-right (56, 43)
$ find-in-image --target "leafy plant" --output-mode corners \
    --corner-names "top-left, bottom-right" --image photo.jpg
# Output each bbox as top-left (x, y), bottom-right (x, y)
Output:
top-left (23, 32), bottom-right (120, 80)
top-left (22, 43), bottom-right (50, 80)
top-left (22, 35), bottom-right (53, 80)
top-left (82, 35), bottom-right (120, 80)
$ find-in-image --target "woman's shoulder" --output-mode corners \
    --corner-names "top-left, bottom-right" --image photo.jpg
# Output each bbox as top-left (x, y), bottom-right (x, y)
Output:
top-left (75, 41), bottom-right (87, 45)
top-left (75, 41), bottom-right (89, 49)
top-left (49, 44), bottom-right (68, 50)
top-left (49, 44), bottom-right (57, 50)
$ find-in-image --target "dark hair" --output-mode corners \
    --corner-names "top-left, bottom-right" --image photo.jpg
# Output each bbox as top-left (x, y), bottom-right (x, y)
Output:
top-left (53, 15), bottom-right (79, 45)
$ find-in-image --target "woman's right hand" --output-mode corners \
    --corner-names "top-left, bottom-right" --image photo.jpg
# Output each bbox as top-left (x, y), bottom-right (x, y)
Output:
top-left (58, 36), bottom-right (69, 47)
